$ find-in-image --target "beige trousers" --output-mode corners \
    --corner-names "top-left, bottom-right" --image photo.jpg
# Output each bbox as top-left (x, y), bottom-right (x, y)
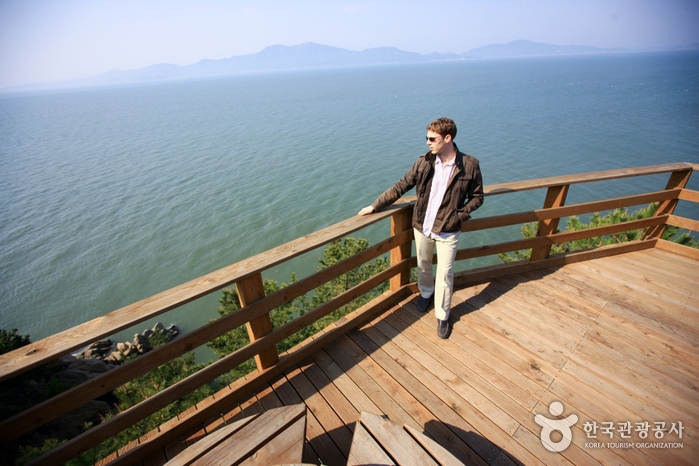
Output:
top-left (413, 228), bottom-right (460, 321)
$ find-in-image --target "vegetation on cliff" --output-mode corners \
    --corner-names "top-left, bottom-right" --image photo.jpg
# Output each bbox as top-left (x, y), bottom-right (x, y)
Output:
top-left (498, 202), bottom-right (698, 263)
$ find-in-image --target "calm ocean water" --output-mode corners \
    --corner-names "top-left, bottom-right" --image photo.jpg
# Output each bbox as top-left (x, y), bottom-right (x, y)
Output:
top-left (1, 52), bottom-right (698, 351)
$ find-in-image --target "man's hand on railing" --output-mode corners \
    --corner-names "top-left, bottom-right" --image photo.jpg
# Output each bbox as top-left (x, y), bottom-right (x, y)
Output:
top-left (358, 206), bottom-right (375, 216)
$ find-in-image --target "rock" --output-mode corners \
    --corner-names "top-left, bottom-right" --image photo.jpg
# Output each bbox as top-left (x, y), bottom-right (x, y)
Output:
top-left (78, 339), bottom-right (114, 360)
top-left (92, 339), bottom-right (113, 350)
top-left (105, 351), bottom-right (122, 363)
top-left (54, 359), bottom-right (112, 386)
top-left (152, 322), bottom-right (165, 333)
top-left (57, 354), bottom-right (77, 366)
top-left (133, 333), bottom-right (151, 353)
top-left (67, 358), bottom-right (111, 375)
top-left (52, 400), bottom-right (111, 440)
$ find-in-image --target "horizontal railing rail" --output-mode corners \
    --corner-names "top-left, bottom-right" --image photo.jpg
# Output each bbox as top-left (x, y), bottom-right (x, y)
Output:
top-left (0, 162), bottom-right (696, 465)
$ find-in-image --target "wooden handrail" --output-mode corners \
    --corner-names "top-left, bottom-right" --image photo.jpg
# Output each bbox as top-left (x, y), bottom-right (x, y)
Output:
top-left (0, 229), bottom-right (413, 442)
top-left (482, 162), bottom-right (692, 195)
top-left (1, 162), bottom-right (696, 465)
top-left (461, 189), bottom-right (682, 232)
top-left (0, 201), bottom-right (411, 382)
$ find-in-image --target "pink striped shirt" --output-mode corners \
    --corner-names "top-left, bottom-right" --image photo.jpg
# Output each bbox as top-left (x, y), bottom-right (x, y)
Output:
top-left (421, 156), bottom-right (456, 238)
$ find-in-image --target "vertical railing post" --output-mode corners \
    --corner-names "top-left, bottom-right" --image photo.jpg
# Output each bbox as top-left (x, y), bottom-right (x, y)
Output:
top-left (390, 207), bottom-right (413, 291)
top-left (530, 184), bottom-right (569, 261)
top-left (645, 168), bottom-right (693, 240)
top-left (236, 273), bottom-right (279, 371)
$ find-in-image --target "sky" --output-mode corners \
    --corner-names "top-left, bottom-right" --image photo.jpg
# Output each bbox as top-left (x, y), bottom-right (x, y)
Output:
top-left (1, 0), bottom-right (698, 89)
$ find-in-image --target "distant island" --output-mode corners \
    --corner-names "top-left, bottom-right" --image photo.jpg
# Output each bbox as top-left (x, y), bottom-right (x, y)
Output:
top-left (7, 39), bottom-right (699, 92)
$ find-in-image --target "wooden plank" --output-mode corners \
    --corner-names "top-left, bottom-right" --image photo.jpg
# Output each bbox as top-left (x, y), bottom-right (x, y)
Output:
top-left (668, 214), bottom-right (699, 233)
top-left (140, 429), bottom-right (167, 466)
top-left (404, 425), bottom-right (466, 466)
top-left (379, 311), bottom-right (531, 432)
top-left (113, 287), bottom-right (410, 466)
top-left (539, 383), bottom-right (654, 466)
top-left (574, 338), bottom-right (699, 421)
top-left (576, 264), bottom-right (699, 347)
top-left (457, 214), bottom-right (666, 262)
top-left (0, 200), bottom-right (413, 381)
top-left (390, 207), bottom-right (413, 291)
top-left (528, 402), bottom-right (635, 466)
top-left (644, 245), bottom-right (699, 268)
top-left (332, 335), bottom-right (488, 466)
top-left (191, 405), bottom-right (305, 465)
top-left (484, 162), bottom-right (692, 195)
top-left (165, 416), bottom-right (255, 465)
top-left (655, 238), bottom-right (699, 261)
top-left (584, 327), bottom-right (698, 396)
top-left (561, 357), bottom-right (691, 431)
top-left (253, 380), bottom-right (320, 463)
top-left (370, 315), bottom-right (520, 436)
top-left (164, 437), bottom-right (188, 462)
top-left (32, 287), bottom-right (411, 466)
top-left (449, 288), bottom-right (555, 389)
top-left (679, 188), bottom-right (699, 203)
top-left (592, 311), bottom-right (699, 379)
top-left (346, 329), bottom-right (500, 465)
top-left (302, 352), bottom-right (361, 427)
top-left (237, 415), bottom-right (305, 466)
top-left (394, 305), bottom-right (543, 412)
top-left (309, 349), bottom-right (381, 420)
top-left (593, 253), bottom-right (697, 303)
top-left (284, 362), bottom-right (354, 457)
top-left (510, 425), bottom-right (577, 466)
top-left (646, 168), bottom-right (692, 238)
top-left (548, 378), bottom-right (697, 466)
top-left (270, 374), bottom-right (346, 466)
top-left (526, 268), bottom-right (610, 308)
top-left (475, 283), bottom-right (586, 351)
top-left (614, 249), bottom-right (699, 290)
top-left (531, 184), bottom-right (569, 260)
top-left (453, 239), bottom-right (657, 289)
top-left (359, 411), bottom-right (439, 465)
top-left (458, 292), bottom-right (568, 374)
top-left (1, 261), bottom-right (403, 445)
top-left (496, 271), bottom-right (602, 325)
top-left (320, 343), bottom-right (410, 427)
top-left (355, 324), bottom-right (548, 466)
top-left (462, 188), bottom-right (682, 232)
top-left (237, 273), bottom-right (279, 370)
top-left (347, 421), bottom-right (396, 466)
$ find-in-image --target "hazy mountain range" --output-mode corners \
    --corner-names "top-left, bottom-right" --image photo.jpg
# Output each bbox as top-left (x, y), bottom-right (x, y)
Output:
top-left (9, 40), bottom-right (699, 92)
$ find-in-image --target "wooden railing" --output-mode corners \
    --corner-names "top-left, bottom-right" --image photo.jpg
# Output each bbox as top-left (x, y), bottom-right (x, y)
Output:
top-left (0, 162), bottom-right (697, 465)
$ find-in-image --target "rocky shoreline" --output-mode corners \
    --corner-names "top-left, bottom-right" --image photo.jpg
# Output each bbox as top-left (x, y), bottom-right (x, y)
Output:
top-left (0, 323), bottom-right (179, 458)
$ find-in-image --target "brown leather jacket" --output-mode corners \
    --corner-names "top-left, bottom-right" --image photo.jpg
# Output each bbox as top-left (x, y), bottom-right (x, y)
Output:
top-left (371, 146), bottom-right (484, 234)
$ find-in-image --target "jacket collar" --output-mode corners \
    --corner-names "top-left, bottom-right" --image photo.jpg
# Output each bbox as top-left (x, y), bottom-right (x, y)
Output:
top-left (426, 143), bottom-right (464, 172)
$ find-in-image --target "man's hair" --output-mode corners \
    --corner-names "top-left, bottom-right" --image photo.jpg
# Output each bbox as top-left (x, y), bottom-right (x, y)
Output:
top-left (427, 117), bottom-right (457, 140)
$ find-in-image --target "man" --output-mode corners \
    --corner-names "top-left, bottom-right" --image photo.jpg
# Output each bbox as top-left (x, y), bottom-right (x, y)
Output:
top-left (358, 117), bottom-right (484, 339)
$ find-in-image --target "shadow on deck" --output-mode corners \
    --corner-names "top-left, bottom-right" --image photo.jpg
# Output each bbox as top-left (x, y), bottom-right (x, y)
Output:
top-left (141, 247), bottom-right (697, 466)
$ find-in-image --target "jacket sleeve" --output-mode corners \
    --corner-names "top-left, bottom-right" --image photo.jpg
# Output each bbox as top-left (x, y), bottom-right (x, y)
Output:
top-left (371, 158), bottom-right (421, 211)
top-left (457, 159), bottom-right (484, 222)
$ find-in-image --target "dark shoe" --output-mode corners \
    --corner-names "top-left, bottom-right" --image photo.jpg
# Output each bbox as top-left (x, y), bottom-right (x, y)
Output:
top-left (416, 295), bottom-right (433, 313)
top-left (437, 319), bottom-right (450, 339)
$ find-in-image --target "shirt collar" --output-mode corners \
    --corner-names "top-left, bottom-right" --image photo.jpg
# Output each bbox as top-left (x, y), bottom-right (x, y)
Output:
top-left (436, 154), bottom-right (456, 167)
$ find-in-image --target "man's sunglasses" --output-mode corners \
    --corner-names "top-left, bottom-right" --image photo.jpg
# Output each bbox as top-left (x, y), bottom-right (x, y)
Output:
top-left (426, 136), bottom-right (440, 142)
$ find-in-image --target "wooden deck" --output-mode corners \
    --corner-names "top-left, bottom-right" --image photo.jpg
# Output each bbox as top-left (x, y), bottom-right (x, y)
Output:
top-left (155, 247), bottom-right (698, 466)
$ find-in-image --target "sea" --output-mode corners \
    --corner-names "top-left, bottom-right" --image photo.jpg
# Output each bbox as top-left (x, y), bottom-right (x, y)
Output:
top-left (1, 51), bottom-right (698, 358)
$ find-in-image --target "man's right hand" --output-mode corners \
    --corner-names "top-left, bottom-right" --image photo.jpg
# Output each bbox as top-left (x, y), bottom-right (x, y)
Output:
top-left (358, 206), bottom-right (375, 216)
